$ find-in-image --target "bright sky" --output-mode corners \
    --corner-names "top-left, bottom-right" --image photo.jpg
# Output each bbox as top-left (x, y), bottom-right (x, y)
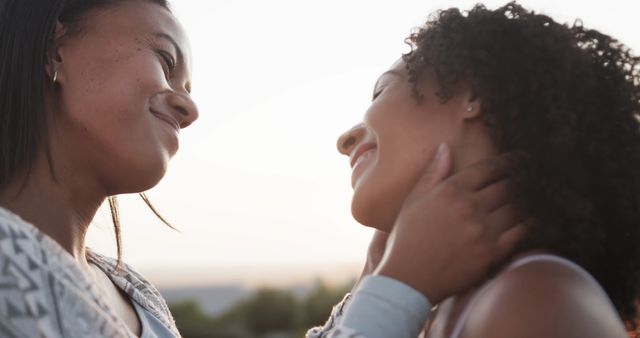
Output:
top-left (86, 0), bottom-right (640, 286)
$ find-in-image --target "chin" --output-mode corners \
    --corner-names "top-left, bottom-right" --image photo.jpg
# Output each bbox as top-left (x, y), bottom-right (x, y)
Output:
top-left (351, 192), bottom-right (397, 232)
top-left (110, 158), bottom-right (169, 194)
top-left (113, 174), bottom-right (165, 194)
top-left (351, 172), bottom-right (417, 233)
top-left (132, 172), bottom-right (166, 192)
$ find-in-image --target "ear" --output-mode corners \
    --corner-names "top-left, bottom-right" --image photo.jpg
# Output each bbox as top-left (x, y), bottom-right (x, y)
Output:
top-left (460, 87), bottom-right (481, 120)
top-left (45, 21), bottom-right (67, 83)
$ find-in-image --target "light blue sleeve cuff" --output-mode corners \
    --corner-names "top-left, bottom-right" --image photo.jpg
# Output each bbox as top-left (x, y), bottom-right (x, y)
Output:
top-left (339, 275), bottom-right (432, 338)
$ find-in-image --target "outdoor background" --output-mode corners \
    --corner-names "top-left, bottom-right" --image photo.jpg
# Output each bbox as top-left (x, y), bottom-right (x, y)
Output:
top-left (85, 1), bottom-right (640, 337)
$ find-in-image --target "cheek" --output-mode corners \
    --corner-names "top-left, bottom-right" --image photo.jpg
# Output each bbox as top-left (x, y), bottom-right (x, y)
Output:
top-left (350, 142), bottom-right (431, 231)
top-left (61, 61), bottom-right (153, 150)
top-left (56, 53), bottom-right (171, 192)
top-left (350, 93), bottom-right (464, 230)
top-left (64, 41), bottom-right (164, 102)
top-left (350, 106), bottom-right (438, 230)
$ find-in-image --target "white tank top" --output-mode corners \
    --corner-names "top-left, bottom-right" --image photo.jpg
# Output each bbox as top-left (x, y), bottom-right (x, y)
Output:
top-left (449, 254), bottom-right (615, 338)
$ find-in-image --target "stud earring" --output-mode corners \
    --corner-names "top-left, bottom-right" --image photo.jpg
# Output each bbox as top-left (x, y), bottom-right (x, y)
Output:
top-left (466, 106), bottom-right (473, 112)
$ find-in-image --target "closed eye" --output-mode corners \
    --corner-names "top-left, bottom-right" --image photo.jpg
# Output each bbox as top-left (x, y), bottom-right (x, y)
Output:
top-left (157, 50), bottom-right (176, 77)
top-left (372, 88), bottom-right (384, 101)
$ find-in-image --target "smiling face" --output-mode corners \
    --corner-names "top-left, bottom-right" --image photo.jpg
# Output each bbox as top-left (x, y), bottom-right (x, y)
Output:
top-left (337, 59), bottom-right (491, 231)
top-left (48, 0), bottom-right (198, 194)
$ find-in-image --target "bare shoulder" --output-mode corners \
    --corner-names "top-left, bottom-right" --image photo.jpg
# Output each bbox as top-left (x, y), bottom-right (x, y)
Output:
top-left (460, 255), bottom-right (628, 338)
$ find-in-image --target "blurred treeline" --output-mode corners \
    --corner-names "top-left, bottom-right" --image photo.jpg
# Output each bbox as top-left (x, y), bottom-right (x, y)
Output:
top-left (169, 281), bottom-right (352, 338)
top-left (170, 281), bottom-right (640, 338)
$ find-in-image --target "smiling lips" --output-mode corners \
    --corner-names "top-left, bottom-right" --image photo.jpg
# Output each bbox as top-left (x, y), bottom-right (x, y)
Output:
top-left (151, 110), bottom-right (180, 133)
top-left (350, 143), bottom-right (377, 169)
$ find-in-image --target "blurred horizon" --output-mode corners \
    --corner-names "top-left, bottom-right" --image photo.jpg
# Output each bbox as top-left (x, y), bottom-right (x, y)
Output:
top-left (140, 261), bottom-right (361, 289)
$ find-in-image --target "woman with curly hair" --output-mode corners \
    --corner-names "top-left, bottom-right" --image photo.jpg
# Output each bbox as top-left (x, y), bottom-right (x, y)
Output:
top-left (335, 2), bottom-right (639, 337)
top-left (0, 0), bottom-right (526, 336)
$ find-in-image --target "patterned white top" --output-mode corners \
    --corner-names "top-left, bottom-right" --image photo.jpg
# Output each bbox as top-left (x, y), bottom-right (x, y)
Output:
top-left (0, 207), bottom-right (180, 338)
top-left (0, 207), bottom-right (427, 338)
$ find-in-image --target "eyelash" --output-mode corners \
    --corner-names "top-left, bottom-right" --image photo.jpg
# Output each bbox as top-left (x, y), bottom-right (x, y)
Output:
top-left (372, 89), bottom-right (383, 101)
top-left (158, 50), bottom-right (176, 77)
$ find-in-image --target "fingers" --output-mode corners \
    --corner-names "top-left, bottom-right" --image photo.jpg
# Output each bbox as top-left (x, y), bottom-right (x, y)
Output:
top-left (450, 153), bottom-right (514, 191)
top-left (484, 203), bottom-right (526, 239)
top-left (428, 143), bottom-right (452, 186)
top-left (493, 223), bottom-right (528, 261)
top-left (475, 179), bottom-right (511, 212)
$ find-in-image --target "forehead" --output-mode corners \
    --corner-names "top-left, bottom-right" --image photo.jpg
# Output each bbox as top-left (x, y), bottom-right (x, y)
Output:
top-left (81, 1), bottom-right (191, 57)
top-left (389, 58), bottom-right (404, 71)
top-left (374, 58), bottom-right (406, 87)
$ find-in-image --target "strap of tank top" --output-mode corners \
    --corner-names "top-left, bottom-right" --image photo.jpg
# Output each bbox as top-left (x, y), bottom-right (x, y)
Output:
top-left (449, 254), bottom-right (612, 338)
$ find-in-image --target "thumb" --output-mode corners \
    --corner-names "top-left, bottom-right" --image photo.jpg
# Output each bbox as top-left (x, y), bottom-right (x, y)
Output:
top-left (406, 143), bottom-right (452, 199)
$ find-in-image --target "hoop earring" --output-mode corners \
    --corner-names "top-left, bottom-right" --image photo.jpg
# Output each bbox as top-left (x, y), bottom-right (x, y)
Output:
top-left (52, 71), bottom-right (58, 84)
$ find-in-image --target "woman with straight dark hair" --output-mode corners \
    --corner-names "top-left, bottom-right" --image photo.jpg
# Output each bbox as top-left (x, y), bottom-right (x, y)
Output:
top-left (0, 0), bottom-right (525, 337)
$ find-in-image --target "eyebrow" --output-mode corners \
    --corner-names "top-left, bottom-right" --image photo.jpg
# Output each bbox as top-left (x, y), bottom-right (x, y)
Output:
top-left (373, 69), bottom-right (402, 93)
top-left (153, 32), bottom-right (184, 65)
top-left (380, 69), bottom-right (402, 78)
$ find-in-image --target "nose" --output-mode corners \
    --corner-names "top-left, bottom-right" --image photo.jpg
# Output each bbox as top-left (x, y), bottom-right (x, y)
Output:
top-left (167, 92), bottom-right (199, 128)
top-left (337, 123), bottom-right (366, 156)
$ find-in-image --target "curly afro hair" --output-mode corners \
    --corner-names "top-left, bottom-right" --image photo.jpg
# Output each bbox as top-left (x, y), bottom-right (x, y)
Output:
top-left (402, 1), bottom-right (640, 325)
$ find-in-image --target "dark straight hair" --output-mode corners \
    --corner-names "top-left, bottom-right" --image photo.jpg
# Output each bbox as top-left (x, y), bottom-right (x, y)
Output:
top-left (0, 0), bottom-right (171, 265)
top-left (0, 0), bottom-right (62, 187)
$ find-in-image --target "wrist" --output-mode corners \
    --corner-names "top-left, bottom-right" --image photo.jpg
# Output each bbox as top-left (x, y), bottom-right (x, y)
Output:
top-left (340, 275), bottom-right (432, 338)
top-left (374, 257), bottom-right (442, 304)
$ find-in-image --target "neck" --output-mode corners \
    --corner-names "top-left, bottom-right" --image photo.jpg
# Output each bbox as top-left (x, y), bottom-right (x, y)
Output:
top-left (450, 120), bottom-right (498, 174)
top-left (0, 152), bottom-right (105, 269)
